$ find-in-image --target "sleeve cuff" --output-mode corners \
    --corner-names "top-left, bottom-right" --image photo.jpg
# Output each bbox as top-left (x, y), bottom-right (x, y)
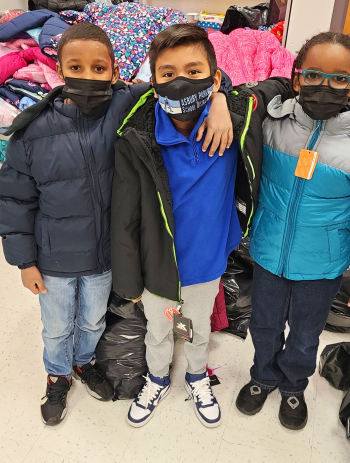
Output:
top-left (18, 261), bottom-right (36, 270)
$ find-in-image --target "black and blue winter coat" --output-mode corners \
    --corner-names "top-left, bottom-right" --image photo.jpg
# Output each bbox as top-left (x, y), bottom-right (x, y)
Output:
top-left (0, 81), bottom-right (152, 277)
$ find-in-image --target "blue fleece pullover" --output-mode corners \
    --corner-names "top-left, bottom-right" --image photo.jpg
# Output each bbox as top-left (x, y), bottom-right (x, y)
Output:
top-left (155, 101), bottom-right (241, 287)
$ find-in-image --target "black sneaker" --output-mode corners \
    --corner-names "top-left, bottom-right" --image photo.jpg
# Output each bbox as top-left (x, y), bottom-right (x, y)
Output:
top-left (41, 375), bottom-right (71, 426)
top-left (236, 381), bottom-right (275, 415)
top-left (73, 361), bottom-right (114, 401)
top-left (279, 394), bottom-right (308, 430)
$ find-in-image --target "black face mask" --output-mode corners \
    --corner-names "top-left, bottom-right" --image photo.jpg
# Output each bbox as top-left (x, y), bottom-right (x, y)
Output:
top-left (298, 85), bottom-right (349, 120)
top-left (153, 76), bottom-right (214, 122)
top-left (62, 77), bottom-right (113, 115)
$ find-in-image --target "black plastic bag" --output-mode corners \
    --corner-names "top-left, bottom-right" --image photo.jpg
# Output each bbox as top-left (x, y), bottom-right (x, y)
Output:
top-left (221, 3), bottom-right (269, 35)
top-left (339, 390), bottom-right (350, 439)
top-left (95, 293), bottom-right (147, 400)
top-left (319, 343), bottom-right (350, 391)
top-left (325, 270), bottom-right (350, 333)
top-left (222, 237), bottom-right (254, 339)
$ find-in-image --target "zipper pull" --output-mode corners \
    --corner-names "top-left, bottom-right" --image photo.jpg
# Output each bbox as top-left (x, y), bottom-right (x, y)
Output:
top-left (176, 299), bottom-right (184, 314)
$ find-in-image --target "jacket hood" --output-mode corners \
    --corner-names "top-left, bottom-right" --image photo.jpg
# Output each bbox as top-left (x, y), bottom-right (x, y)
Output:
top-left (268, 95), bottom-right (350, 135)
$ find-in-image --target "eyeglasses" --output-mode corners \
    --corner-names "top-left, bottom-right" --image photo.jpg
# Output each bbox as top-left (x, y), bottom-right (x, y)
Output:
top-left (295, 69), bottom-right (350, 89)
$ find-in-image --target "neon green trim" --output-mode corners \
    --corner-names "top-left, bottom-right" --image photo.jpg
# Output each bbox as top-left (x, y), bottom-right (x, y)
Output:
top-left (240, 97), bottom-right (253, 151)
top-left (157, 192), bottom-right (181, 301)
top-left (239, 97), bottom-right (255, 236)
top-left (247, 155), bottom-right (255, 180)
top-left (117, 88), bottom-right (155, 136)
top-left (232, 90), bottom-right (239, 95)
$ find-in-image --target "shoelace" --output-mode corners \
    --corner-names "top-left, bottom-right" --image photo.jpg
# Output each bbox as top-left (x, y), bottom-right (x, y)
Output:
top-left (188, 377), bottom-right (214, 406)
top-left (80, 366), bottom-right (105, 387)
top-left (42, 382), bottom-right (71, 405)
top-left (137, 376), bottom-right (163, 410)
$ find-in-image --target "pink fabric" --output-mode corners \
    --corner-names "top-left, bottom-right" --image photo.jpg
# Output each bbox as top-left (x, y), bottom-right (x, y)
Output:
top-left (209, 28), bottom-right (294, 86)
top-left (4, 38), bottom-right (38, 51)
top-left (0, 99), bottom-right (20, 128)
top-left (0, 44), bottom-right (13, 58)
top-left (211, 280), bottom-right (228, 332)
top-left (13, 63), bottom-right (47, 83)
top-left (37, 61), bottom-right (62, 88)
top-left (13, 61), bottom-right (62, 89)
top-left (0, 47), bottom-right (57, 85)
top-left (43, 47), bottom-right (57, 56)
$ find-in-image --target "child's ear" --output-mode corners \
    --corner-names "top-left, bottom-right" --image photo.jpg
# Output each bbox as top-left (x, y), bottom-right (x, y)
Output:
top-left (293, 74), bottom-right (301, 94)
top-left (151, 77), bottom-right (158, 99)
top-left (212, 69), bottom-right (222, 93)
top-left (56, 62), bottom-right (65, 83)
top-left (111, 64), bottom-right (119, 85)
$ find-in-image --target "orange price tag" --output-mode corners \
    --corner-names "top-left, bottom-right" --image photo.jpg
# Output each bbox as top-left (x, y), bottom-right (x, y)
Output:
top-left (295, 149), bottom-right (319, 180)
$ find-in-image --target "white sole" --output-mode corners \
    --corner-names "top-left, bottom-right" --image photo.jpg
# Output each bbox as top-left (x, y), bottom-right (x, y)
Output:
top-left (127, 383), bottom-right (172, 428)
top-left (73, 372), bottom-right (112, 401)
top-left (184, 382), bottom-right (222, 428)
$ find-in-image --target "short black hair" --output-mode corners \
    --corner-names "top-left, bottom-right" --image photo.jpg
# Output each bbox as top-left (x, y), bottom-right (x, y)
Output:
top-left (57, 22), bottom-right (115, 64)
top-left (292, 32), bottom-right (350, 88)
top-left (149, 24), bottom-right (217, 78)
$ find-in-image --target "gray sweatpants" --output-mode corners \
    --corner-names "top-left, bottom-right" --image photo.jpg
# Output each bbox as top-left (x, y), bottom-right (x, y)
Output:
top-left (142, 278), bottom-right (220, 378)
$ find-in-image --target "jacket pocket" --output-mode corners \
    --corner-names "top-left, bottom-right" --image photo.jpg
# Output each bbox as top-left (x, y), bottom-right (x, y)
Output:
top-left (327, 228), bottom-right (341, 262)
top-left (41, 217), bottom-right (51, 257)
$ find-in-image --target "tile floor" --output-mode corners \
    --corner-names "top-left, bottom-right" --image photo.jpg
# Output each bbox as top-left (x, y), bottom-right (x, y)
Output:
top-left (0, 249), bottom-right (349, 463)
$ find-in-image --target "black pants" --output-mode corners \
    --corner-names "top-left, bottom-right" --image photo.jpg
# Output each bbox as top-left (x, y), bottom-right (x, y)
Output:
top-left (249, 263), bottom-right (341, 396)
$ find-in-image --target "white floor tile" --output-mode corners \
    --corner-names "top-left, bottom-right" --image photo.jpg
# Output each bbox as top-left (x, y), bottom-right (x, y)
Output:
top-left (0, 437), bottom-right (31, 463)
top-left (31, 382), bottom-right (134, 463)
top-left (23, 448), bottom-right (82, 463)
top-left (1, 247), bottom-right (350, 461)
top-left (121, 407), bottom-right (224, 463)
top-left (217, 425), bottom-right (312, 463)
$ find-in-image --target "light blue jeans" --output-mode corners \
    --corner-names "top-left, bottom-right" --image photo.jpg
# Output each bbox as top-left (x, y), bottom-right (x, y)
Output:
top-left (39, 270), bottom-right (112, 378)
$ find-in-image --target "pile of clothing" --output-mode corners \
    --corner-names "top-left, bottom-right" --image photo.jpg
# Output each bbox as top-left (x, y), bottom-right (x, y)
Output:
top-left (59, 2), bottom-right (186, 81)
top-left (209, 28), bottom-right (294, 86)
top-left (0, 3), bottom-right (187, 133)
top-left (0, 9), bottom-right (68, 131)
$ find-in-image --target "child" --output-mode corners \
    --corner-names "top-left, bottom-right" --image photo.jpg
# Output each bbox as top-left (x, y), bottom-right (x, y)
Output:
top-left (0, 23), bottom-right (232, 426)
top-left (236, 32), bottom-right (350, 431)
top-left (110, 24), bottom-right (257, 428)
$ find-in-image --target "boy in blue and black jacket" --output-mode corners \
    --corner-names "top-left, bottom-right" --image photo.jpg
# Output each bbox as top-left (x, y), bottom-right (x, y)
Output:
top-left (0, 23), bottom-right (233, 426)
top-left (111, 24), bottom-right (255, 429)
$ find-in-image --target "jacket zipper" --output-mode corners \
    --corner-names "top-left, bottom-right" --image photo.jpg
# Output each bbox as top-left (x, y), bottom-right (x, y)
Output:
top-left (78, 113), bottom-right (104, 271)
top-left (276, 120), bottom-right (323, 276)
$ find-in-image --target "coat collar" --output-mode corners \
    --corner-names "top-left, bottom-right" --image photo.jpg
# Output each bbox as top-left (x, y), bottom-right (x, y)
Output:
top-left (267, 95), bottom-right (350, 135)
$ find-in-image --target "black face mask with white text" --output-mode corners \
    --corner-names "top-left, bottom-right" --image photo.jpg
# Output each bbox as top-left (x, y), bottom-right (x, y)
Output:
top-left (62, 77), bottom-right (113, 115)
top-left (298, 85), bottom-right (349, 120)
top-left (153, 76), bottom-right (214, 122)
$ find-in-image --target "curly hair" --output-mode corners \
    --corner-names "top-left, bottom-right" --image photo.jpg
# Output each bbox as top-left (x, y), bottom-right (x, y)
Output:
top-left (291, 32), bottom-right (350, 88)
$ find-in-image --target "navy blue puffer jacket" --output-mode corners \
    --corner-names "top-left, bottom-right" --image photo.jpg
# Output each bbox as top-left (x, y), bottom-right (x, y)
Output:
top-left (0, 82), bottom-right (152, 277)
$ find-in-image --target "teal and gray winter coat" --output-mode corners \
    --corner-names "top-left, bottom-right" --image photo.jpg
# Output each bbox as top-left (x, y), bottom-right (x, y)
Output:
top-left (249, 96), bottom-right (350, 280)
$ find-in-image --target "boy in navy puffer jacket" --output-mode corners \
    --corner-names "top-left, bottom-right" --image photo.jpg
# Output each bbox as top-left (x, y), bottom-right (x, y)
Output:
top-left (0, 23), bottom-right (233, 426)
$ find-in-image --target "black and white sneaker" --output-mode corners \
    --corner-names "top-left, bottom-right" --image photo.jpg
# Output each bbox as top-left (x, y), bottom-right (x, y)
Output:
top-left (41, 375), bottom-right (71, 426)
top-left (127, 373), bottom-right (171, 427)
top-left (73, 361), bottom-right (114, 401)
top-left (279, 394), bottom-right (308, 430)
top-left (236, 381), bottom-right (275, 416)
top-left (185, 372), bottom-right (221, 428)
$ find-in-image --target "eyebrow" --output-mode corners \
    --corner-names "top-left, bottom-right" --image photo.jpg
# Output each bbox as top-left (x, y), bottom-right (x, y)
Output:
top-left (158, 64), bottom-right (176, 71)
top-left (186, 61), bottom-right (205, 67)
